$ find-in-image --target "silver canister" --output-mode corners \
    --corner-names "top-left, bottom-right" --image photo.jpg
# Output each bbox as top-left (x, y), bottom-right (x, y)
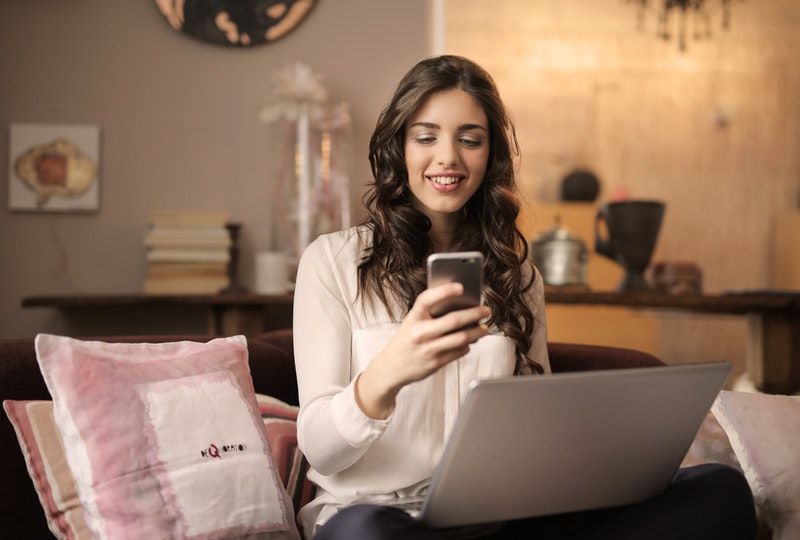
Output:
top-left (530, 216), bottom-right (588, 286)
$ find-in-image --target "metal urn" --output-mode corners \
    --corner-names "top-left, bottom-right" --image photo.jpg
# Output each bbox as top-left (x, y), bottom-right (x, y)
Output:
top-left (530, 216), bottom-right (588, 287)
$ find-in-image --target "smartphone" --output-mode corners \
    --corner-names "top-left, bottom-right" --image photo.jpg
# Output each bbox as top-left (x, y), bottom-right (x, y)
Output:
top-left (426, 251), bottom-right (484, 319)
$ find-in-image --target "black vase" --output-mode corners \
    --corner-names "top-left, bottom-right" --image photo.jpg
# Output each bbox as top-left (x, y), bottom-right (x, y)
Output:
top-left (595, 201), bottom-right (665, 292)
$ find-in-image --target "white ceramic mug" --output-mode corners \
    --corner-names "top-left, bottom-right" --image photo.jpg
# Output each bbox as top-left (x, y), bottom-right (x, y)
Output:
top-left (254, 251), bottom-right (289, 295)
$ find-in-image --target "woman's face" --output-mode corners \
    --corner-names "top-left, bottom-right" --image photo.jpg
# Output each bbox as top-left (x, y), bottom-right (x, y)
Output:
top-left (404, 88), bottom-right (490, 223)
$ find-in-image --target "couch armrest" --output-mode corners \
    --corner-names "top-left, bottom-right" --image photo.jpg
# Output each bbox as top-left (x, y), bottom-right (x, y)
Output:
top-left (548, 342), bottom-right (665, 373)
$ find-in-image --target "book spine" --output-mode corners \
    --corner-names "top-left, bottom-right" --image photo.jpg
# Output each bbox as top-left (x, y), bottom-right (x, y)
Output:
top-left (147, 262), bottom-right (228, 278)
top-left (146, 250), bottom-right (230, 263)
top-left (144, 238), bottom-right (232, 249)
top-left (146, 227), bottom-right (230, 238)
top-left (143, 276), bottom-right (229, 294)
top-left (148, 212), bottom-right (230, 229)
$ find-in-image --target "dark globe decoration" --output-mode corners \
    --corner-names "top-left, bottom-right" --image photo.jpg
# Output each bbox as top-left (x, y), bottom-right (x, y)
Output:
top-left (560, 169), bottom-right (601, 202)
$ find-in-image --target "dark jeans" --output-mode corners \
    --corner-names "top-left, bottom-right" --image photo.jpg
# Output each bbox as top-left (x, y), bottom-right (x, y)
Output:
top-left (314, 464), bottom-right (757, 540)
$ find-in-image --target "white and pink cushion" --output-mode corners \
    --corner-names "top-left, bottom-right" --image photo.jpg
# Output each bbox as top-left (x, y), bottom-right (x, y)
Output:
top-left (33, 334), bottom-right (299, 540)
top-left (712, 390), bottom-right (800, 540)
top-left (4, 394), bottom-right (313, 540)
top-left (680, 410), bottom-right (741, 471)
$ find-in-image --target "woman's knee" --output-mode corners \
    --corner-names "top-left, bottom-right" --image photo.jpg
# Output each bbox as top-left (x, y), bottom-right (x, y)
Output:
top-left (676, 464), bottom-right (757, 534)
top-left (677, 463), bottom-right (753, 501)
top-left (314, 504), bottom-right (422, 540)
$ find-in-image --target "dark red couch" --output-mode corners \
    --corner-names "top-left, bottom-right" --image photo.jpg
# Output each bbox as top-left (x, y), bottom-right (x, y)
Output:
top-left (0, 330), bottom-right (663, 538)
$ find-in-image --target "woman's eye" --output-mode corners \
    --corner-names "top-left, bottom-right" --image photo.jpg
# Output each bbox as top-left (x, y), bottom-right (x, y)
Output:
top-left (460, 138), bottom-right (482, 148)
top-left (414, 136), bottom-right (436, 145)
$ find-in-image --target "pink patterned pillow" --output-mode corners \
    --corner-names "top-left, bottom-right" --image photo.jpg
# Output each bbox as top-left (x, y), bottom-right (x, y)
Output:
top-left (34, 334), bottom-right (299, 540)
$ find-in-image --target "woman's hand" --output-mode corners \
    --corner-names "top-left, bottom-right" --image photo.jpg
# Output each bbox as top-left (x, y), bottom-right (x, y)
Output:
top-left (355, 282), bottom-right (490, 419)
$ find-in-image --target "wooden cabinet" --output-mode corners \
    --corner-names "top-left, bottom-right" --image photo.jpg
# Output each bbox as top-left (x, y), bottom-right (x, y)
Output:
top-left (772, 212), bottom-right (800, 290)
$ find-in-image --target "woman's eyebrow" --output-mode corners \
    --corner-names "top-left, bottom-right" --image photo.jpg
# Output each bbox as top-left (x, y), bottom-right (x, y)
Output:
top-left (407, 122), bottom-right (487, 132)
top-left (459, 123), bottom-right (487, 132)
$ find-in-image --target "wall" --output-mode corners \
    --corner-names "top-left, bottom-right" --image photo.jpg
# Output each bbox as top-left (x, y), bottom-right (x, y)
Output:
top-left (0, 0), bottom-right (431, 338)
top-left (444, 0), bottom-right (800, 374)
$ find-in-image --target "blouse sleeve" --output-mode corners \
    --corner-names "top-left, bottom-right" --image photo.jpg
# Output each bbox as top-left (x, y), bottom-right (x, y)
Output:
top-left (524, 263), bottom-right (551, 374)
top-left (293, 236), bottom-right (391, 476)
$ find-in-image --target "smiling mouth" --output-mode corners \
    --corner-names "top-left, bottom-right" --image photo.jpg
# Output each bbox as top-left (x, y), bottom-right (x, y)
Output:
top-left (427, 175), bottom-right (466, 186)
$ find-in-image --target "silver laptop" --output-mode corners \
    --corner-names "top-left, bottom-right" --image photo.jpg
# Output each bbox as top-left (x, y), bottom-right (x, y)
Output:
top-left (417, 362), bottom-right (730, 528)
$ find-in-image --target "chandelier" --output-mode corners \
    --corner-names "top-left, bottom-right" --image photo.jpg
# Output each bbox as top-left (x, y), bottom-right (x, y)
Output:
top-left (629, 0), bottom-right (736, 51)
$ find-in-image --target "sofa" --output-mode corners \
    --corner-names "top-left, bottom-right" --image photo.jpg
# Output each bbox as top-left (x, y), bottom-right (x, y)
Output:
top-left (1, 330), bottom-right (665, 539)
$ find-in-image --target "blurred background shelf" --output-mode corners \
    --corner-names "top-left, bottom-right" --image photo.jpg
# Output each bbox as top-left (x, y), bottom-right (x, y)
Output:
top-left (22, 289), bottom-right (800, 394)
top-left (21, 293), bottom-right (293, 339)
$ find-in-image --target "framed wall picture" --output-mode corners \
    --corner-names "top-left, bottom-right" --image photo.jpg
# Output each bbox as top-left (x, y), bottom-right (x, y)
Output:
top-left (8, 123), bottom-right (101, 213)
top-left (154, 0), bottom-right (317, 47)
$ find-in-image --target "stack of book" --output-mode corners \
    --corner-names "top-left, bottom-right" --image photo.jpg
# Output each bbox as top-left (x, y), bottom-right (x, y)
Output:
top-left (143, 211), bottom-right (232, 294)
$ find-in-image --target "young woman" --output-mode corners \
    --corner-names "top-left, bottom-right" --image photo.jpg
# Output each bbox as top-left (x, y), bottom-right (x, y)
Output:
top-left (293, 55), bottom-right (755, 539)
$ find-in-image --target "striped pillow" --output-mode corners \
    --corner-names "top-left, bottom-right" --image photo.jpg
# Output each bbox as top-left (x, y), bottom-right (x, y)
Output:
top-left (3, 400), bottom-right (90, 540)
top-left (3, 394), bottom-right (314, 540)
top-left (255, 394), bottom-right (316, 514)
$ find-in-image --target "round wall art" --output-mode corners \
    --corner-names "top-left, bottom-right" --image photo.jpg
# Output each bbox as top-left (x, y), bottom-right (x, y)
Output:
top-left (154, 0), bottom-right (317, 47)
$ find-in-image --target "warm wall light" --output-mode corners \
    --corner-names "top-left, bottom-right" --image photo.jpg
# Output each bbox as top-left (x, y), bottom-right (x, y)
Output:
top-left (629, 0), bottom-right (737, 51)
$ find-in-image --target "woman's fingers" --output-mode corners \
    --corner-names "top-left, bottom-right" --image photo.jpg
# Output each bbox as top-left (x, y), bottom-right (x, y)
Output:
top-left (464, 323), bottom-right (490, 344)
top-left (432, 345), bottom-right (471, 367)
top-left (411, 282), bottom-right (463, 318)
top-left (423, 323), bottom-right (489, 359)
top-left (413, 305), bottom-right (490, 342)
top-left (437, 325), bottom-right (486, 350)
top-left (389, 284), bottom-right (492, 384)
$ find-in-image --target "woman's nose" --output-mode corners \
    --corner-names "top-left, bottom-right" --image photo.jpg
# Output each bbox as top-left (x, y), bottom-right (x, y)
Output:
top-left (436, 139), bottom-right (460, 167)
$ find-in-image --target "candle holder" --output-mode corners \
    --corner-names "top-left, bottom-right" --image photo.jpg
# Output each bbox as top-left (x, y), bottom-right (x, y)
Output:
top-left (220, 222), bottom-right (248, 294)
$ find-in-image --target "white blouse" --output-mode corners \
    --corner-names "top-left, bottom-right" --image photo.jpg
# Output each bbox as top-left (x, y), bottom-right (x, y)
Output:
top-left (292, 227), bottom-right (550, 537)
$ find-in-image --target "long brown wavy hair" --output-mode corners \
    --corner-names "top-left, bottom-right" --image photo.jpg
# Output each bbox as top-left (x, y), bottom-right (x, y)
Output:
top-left (358, 55), bottom-right (542, 375)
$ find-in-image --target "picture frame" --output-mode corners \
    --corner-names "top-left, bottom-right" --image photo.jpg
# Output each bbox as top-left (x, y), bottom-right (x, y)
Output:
top-left (8, 123), bottom-right (101, 213)
top-left (154, 0), bottom-right (317, 48)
